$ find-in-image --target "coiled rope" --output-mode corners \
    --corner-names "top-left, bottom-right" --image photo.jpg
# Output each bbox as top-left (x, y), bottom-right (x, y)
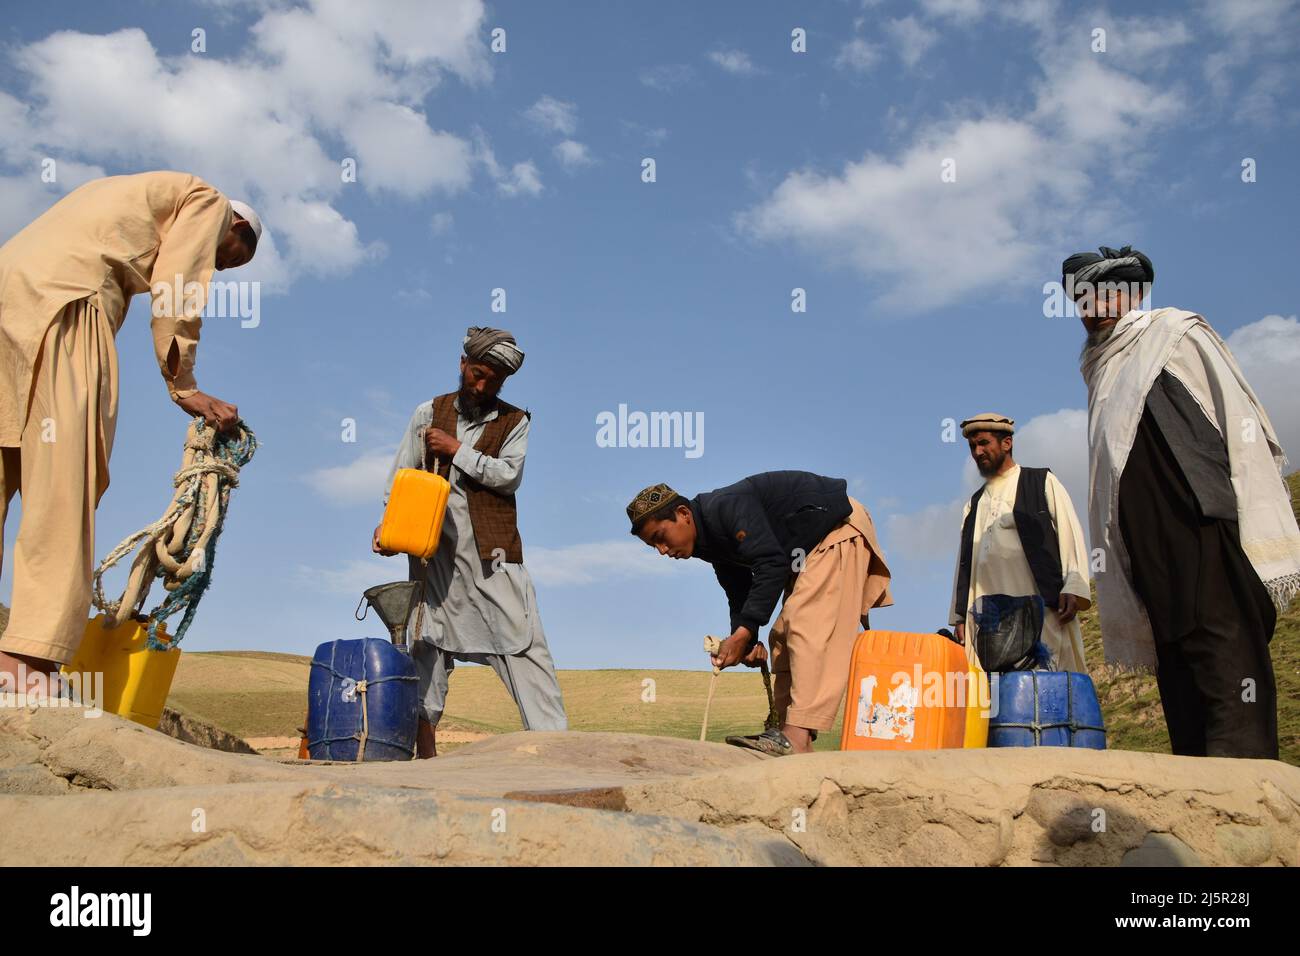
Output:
top-left (91, 417), bottom-right (257, 649)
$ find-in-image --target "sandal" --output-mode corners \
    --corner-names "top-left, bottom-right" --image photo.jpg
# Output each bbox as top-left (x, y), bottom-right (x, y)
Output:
top-left (725, 727), bottom-right (794, 757)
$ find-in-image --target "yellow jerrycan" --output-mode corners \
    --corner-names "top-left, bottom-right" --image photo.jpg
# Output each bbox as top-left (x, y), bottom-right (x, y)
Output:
top-left (61, 615), bottom-right (181, 729)
top-left (377, 467), bottom-right (450, 559)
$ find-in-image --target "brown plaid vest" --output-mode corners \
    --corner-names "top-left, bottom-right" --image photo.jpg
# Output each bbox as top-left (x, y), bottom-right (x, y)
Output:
top-left (430, 392), bottom-right (528, 563)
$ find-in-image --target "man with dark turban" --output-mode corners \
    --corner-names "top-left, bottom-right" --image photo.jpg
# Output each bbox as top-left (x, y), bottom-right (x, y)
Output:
top-left (1067, 245), bottom-right (1300, 758)
top-left (373, 326), bottom-right (566, 756)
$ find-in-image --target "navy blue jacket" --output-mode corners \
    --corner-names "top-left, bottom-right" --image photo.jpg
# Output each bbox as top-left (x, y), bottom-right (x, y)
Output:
top-left (689, 471), bottom-right (852, 637)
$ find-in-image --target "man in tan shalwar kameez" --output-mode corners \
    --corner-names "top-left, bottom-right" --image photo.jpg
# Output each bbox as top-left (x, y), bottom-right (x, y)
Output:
top-left (0, 171), bottom-right (260, 682)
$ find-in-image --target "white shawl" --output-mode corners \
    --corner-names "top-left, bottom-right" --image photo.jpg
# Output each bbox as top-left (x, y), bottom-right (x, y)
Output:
top-left (1081, 307), bottom-right (1300, 671)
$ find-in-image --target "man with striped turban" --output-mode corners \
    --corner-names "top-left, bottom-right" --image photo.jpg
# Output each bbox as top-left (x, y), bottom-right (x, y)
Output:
top-left (1067, 245), bottom-right (1300, 758)
top-left (374, 326), bottom-right (566, 757)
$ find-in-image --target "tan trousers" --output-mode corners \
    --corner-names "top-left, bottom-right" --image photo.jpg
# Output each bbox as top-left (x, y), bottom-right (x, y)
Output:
top-left (768, 497), bottom-right (892, 732)
top-left (0, 297), bottom-right (117, 664)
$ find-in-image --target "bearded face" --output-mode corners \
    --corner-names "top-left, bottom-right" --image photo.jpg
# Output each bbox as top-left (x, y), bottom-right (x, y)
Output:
top-left (1080, 323), bottom-right (1117, 362)
top-left (457, 360), bottom-right (507, 421)
top-left (969, 432), bottom-right (1012, 477)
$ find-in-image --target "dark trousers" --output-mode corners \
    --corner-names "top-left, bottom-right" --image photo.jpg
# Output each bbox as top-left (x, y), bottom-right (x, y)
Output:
top-left (1120, 407), bottom-right (1278, 759)
top-left (1144, 515), bottom-right (1278, 758)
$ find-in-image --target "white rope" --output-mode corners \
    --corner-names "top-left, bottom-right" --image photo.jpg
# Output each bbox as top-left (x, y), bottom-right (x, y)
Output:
top-left (91, 418), bottom-right (251, 629)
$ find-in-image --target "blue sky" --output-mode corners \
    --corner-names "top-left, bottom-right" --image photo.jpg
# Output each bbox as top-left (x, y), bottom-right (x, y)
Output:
top-left (2, 0), bottom-right (1297, 669)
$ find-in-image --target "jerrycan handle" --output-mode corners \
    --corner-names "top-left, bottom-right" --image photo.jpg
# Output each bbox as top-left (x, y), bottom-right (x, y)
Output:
top-left (417, 421), bottom-right (445, 476)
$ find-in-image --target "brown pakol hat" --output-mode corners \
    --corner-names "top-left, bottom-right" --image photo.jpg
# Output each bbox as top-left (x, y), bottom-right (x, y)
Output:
top-left (960, 413), bottom-right (1015, 438)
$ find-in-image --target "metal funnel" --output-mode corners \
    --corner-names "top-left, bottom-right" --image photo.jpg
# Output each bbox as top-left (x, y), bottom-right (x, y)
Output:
top-left (358, 581), bottom-right (422, 650)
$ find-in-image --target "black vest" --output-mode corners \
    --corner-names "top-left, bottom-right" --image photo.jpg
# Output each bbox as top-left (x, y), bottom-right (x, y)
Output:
top-left (953, 466), bottom-right (1064, 620)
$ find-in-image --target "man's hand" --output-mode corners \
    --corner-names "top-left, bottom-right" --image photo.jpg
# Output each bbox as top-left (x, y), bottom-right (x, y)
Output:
top-left (176, 390), bottom-right (240, 432)
top-left (954, 622), bottom-right (965, 646)
top-left (739, 641), bottom-right (768, 668)
top-left (1056, 593), bottom-right (1082, 624)
top-left (424, 427), bottom-right (461, 459)
top-left (372, 525), bottom-right (398, 557)
top-left (711, 627), bottom-right (755, 669)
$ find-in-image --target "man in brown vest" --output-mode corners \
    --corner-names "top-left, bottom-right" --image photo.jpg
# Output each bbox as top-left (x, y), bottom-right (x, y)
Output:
top-left (373, 327), bottom-right (566, 757)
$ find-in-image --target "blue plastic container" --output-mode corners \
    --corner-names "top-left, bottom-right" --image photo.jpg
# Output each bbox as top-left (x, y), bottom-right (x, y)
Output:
top-left (988, 671), bottom-right (1107, 749)
top-left (307, 639), bottom-right (419, 761)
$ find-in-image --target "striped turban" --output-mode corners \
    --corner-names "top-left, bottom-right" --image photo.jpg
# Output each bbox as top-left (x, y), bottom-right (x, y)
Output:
top-left (463, 326), bottom-right (525, 374)
top-left (1062, 245), bottom-right (1154, 298)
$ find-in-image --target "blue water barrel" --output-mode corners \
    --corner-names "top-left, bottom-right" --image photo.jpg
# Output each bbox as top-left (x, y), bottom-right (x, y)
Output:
top-left (988, 671), bottom-right (1106, 749)
top-left (307, 639), bottom-right (419, 761)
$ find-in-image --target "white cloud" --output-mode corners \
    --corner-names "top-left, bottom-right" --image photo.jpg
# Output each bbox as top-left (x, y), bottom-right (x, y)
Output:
top-left (394, 288), bottom-right (432, 307)
top-left (919, 0), bottom-right (985, 20)
top-left (1010, 408), bottom-right (1090, 512)
top-left (739, 117), bottom-right (1061, 310)
top-left (553, 139), bottom-right (595, 170)
top-left (834, 37), bottom-right (882, 73)
top-left (1234, 63), bottom-right (1298, 126)
top-left (294, 556), bottom-right (406, 597)
top-left (346, 101), bottom-right (475, 198)
top-left (739, 24), bottom-right (1184, 310)
top-left (640, 63), bottom-right (694, 91)
top-left (886, 407), bottom-right (1090, 562)
top-left (1031, 52), bottom-right (1182, 151)
top-left (1227, 314), bottom-right (1300, 463)
top-left (888, 498), bottom-right (966, 563)
top-left (298, 538), bottom-right (685, 595)
top-left (1201, 0), bottom-right (1296, 43)
top-left (272, 196), bottom-right (385, 276)
top-left (708, 49), bottom-right (759, 75)
top-left (0, 90), bottom-right (106, 239)
top-left (496, 160), bottom-right (543, 198)
top-left (1198, 1), bottom-right (1298, 123)
top-left (475, 134), bottom-right (544, 197)
top-left (525, 95), bottom-right (578, 136)
top-left (528, 540), bottom-right (683, 587)
top-left (1101, 16), bottom-right (1194, 65)
top-left (887, 17), bottom-right (939, 68)
top-left (620, 120), bottom-right (669, 145)
top-left (304, 447), bottom-right (396, 506)
top-left (430, 211), bottom-right (454, 235)
top-left (521, 96), bottom-right (596, 173)
top-left (0, 175), bottom-right (52, 242)
top-left (0, 1), bottom-right (531, 288)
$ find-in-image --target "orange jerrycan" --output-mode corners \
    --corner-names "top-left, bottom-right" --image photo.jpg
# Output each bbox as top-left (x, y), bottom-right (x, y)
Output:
top-left (61, 615), bottom-right (181, 728)
top-left (840, 630), bottom-right (989, 751)
top-left (378, 468), bottom-right (450, 559)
